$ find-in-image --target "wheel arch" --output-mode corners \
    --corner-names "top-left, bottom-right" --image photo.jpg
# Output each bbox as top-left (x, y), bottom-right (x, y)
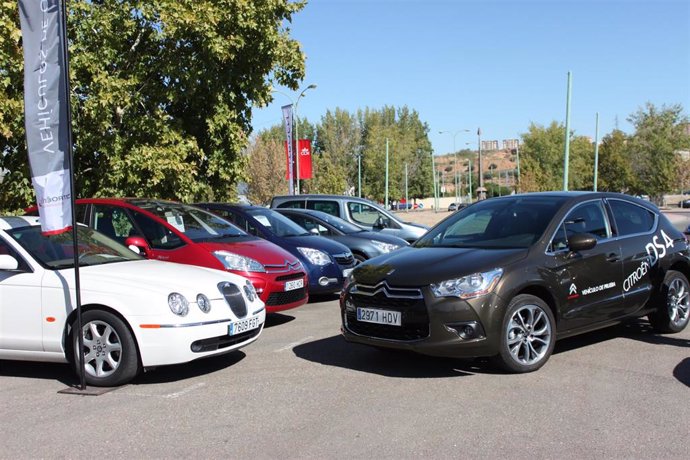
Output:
top-left (512, 284), bottom-right (560, 326)
top-left (668, 260), bottom-right (690, 283)
top-left (62, 303), bottom-right (143, 366)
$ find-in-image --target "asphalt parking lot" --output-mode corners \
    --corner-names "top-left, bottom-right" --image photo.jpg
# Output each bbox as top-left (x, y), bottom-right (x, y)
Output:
top-left (2, 294), bottom-right (689, 459)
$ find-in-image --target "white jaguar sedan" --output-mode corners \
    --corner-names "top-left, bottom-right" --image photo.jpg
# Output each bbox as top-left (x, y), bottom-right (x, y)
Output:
top-left (0, 216), bottom-right (266, 386)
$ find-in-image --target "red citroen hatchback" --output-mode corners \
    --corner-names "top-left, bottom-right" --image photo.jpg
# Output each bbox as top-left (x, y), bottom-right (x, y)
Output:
top-left (45, 198), bottom-right (308, 313)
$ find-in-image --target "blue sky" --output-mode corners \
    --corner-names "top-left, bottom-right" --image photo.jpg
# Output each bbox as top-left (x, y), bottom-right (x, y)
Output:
top-left (251, 0), bottom-right (690, 156)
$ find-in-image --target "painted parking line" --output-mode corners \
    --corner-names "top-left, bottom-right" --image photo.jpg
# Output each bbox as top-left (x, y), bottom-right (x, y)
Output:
top-left (274, 336), bottom-right (314, 353)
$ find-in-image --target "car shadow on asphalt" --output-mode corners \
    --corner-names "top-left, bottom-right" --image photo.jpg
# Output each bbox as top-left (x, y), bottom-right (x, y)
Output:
top-left (308, 293), bottom-right (340, 304)
top-left (292, 335), bottom-right (500, 378)
top-left (1, 351), bottom-right (248, 388)
top-left (553, 319), bottom-right (690, 355)
top-left (265, 313), bottom-right (296, 328)
top-left (133, 351), bottom-right (247, 385)
top-left (293, 318), bottom-right (690, 379)
top-left (673, 358), bottom-right (690, 388)
top-left (0, 360), bottom-right (76, 386)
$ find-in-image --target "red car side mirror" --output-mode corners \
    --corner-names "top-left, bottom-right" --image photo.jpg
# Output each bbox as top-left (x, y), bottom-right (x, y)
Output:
top-left (124, 236), bottom-right (151, 258)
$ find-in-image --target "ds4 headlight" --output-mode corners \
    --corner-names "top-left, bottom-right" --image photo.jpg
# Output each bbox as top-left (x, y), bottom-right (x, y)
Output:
top-left (431, 268), bottom-right (503, 299)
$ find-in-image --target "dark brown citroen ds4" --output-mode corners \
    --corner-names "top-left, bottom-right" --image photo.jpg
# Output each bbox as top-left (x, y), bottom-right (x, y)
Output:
top-left (340, 192), bottom-right (690, 372)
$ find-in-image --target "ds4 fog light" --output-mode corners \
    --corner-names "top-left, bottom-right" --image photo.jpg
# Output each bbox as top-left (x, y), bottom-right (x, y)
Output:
top-left (444, 321), bottom-right (485, 340)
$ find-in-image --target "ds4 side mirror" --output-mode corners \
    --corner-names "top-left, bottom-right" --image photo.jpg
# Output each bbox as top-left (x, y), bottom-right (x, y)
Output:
top-left (567, 232), bottom-right (597, 254)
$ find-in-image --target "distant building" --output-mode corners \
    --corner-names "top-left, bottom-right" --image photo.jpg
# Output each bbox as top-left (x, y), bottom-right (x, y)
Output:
top-left (481, 140), bottom-right (499, 151)
top-left (502, 139), bottom-right (520, 150)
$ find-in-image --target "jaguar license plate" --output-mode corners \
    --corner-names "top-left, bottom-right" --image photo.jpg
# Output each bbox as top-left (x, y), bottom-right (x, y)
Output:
top-left (284, 278), bottom-right (304, 291)
top-left (356, 307), bottom-right (401, 326)
top-left (228, 316), bottom-right (261, 336)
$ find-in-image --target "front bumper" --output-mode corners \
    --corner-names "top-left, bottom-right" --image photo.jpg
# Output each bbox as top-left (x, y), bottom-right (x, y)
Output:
top-left (340, 284), bottom-right (507, 358)
top-left (132, 306), bottom-right (266, 367)
top-left (244, 271), bottom-right (308, 313)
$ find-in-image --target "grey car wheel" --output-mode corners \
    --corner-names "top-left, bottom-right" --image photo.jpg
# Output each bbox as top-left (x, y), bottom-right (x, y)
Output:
top-left (495, 294), bottom-right (555, 373)
top-left (73, 310), bottom-right (139, 386)
top-left (649, 270), bottom-right (690, 333)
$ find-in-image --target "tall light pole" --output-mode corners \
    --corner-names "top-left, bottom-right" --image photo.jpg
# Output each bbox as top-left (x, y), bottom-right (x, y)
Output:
top-left (439, 129), bottom-right (470, 203)
top-left (355, 145), bottom-right (363, 198)
top-left (563, 71), bottom-right (572, 191)
top-left (430, 153), bottom-right (439, 212)
top-left (593, 112), bottom-right (600, 192)
top-left (477, 127), bottom-right (485, 200)
top-left (294, 84), bottom-right (317, 195)
top-left (515, 140), bottom-right (521, 193)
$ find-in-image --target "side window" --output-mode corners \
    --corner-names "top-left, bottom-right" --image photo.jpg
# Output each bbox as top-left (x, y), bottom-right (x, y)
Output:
top-left (0, 238), bottom-right (30, 272)
top-left (286, 214), bottom-right (310, 231)
top-left (549, 201), bottom-right (610, 252)
top-left (92, 205), bottom-right (137, 244)
top-left (609, 200), bottom-right (655, 236)
top-left (130, 211), bottom-right (184, 250)
top-left (277, 201), bottom-right (305, 209)
top-left (75, 204), bottom-right (88, 224)
top-left (303, 217), bottom-right (331, 236)
top-left (348, 202), bottom-right (383, 225)
top-left (308, 200), bottom-right (339, 216)
top-left (223, 212), bottom-right (260, 237)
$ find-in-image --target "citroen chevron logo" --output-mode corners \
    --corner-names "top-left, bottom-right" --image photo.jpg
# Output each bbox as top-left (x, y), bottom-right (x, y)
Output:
top-left (568, 283), bottom-right (579, 300)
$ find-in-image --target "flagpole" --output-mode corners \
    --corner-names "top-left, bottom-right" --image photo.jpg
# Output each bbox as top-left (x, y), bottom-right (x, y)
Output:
top-left (58, 0), bottom-right (85, 390)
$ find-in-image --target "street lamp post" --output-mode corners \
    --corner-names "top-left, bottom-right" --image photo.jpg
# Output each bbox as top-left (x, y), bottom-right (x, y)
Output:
top-left (356, 146), bottom-right (363, 198)
top-left (477, 127), bottom-right (486, 200)
top-left (294, 84), bottom-right (317, 195)
top-left (274, 84), bottom-right (317, 195)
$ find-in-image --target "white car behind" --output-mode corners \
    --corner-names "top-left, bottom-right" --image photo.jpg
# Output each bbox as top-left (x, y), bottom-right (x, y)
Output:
top-left (0, 216), bottom-right (265, 386)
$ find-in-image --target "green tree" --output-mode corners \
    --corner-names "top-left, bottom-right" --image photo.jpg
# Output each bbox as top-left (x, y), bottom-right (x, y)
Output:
top-left (519, 121), bottom-right (593, 192)
top-left (597, 129), bottom-right (633, 192)
top-left (245, 136), bottom-right (288, 206)
top-left (359, 106), bottom-right (432, 203)
top-left (315, 108), bottom-right (361, 193)
top-left (0, 0), bottom-right (306, 213)
top-left (626, 103), bottom-right (690, 202)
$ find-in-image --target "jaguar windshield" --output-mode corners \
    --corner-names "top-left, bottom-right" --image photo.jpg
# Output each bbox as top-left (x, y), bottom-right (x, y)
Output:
top-left (8, 225), bottom-right (141, 269)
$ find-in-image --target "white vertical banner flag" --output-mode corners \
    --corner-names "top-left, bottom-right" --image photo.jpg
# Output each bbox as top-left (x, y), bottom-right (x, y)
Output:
top-left (281, 104), bottom-right (295, 195)
top-left (19, 0), bottom-right (72, 234)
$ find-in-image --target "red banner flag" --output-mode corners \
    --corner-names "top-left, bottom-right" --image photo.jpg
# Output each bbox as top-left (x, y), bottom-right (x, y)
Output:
top-left (285, 139), bottom-right (313, 180)
top-left (297, 139), bottom-right (312, 179)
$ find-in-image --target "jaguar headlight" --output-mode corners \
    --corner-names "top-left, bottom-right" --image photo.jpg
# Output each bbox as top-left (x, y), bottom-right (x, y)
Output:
top-left (297, 247), bottom-right (330, 266)
top-left (213, 251), bottom-right (266, 273)
top-left (370, 240), bottom-right (400, 254)
top-left (168, 292), bottom-right (189, 316)
top-left (431, 268), bottom-right (503, 299)
top-left (196, 294), bottom-right (211, 313)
